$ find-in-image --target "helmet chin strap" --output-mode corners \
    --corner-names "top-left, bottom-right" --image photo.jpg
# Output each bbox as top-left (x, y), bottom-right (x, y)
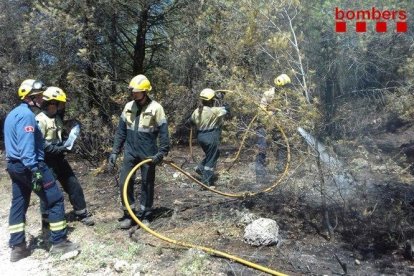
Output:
top-left (28, 95), bottom-right (41, 108)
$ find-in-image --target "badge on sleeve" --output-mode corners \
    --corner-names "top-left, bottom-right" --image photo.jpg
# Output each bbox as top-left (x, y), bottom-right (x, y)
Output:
top-left (24, 126), bottom-right (35, 132)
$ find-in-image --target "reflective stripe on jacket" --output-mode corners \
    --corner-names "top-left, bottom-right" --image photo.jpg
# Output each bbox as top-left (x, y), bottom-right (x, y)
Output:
top-left (112, 99), bottom-right (170, 158)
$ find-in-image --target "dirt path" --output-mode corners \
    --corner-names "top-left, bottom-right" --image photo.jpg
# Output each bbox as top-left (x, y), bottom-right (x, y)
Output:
top-left (1, 147), bottom-right (414, 275)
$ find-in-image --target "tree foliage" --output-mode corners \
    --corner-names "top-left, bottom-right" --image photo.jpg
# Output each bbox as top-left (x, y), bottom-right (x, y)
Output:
top-left (0, 0), bottom-right (413, 160)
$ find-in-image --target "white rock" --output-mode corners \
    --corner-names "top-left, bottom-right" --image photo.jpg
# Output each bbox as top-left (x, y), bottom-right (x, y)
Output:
top-left (114, 260), bottom-right (129, 272)
top-left (59, 249), bottom-right (80, 260)
top-left (244, 218), bottom-right (279, 246)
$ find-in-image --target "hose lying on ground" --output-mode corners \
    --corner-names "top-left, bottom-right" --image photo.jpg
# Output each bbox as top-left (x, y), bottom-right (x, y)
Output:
top-left (123, 158), bottom-right (289, 276)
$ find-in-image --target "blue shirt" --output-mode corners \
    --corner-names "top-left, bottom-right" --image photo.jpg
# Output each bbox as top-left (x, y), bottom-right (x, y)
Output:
top-left (4, 102), bottom-right (44, 171)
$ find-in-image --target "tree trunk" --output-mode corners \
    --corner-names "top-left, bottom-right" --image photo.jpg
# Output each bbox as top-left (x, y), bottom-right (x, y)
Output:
top-left (132, 7), bottom-right (149, 75)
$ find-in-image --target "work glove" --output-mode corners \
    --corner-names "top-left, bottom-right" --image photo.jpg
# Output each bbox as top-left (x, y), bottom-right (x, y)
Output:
top-left (108, 153), bottom-right (118, 169)
top-left (150, 153), bottom-right (164, 165)
top-left (31, 169), bottom-right (43, 192)
top-left (215, 91), bottom-right (224, 100)
top-left (223, 102), bottom-right (231, 117)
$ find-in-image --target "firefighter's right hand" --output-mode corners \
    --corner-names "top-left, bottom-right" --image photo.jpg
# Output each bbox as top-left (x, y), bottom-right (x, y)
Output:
top-left (108, 153), bottom-right (117, 169)
top-left (31, 169), bottom-right (43, 192)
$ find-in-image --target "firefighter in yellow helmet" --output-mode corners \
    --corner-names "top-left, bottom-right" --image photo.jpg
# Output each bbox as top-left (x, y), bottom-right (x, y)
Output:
top-left (108, 74), bottom-right (170, 229)
top-left (191, 88), bottom-right (230, 187)
top-left (256, 74), bottom-right (291, 185)
top-left (4, 80), bottom-right (78, 261)
top-left (36, 87), bottom-right (94, 226)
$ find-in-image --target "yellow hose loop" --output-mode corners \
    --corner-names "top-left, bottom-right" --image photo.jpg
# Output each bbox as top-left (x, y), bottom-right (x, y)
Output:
top-left (122, 159), bottom-right (288, 276)
top-left (225, 114), bottom-right (258, 171)
top-left (187, 116), bottom-right (291, 196)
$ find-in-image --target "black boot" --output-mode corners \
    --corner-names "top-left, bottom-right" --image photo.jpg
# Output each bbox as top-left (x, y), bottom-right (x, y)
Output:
top-left (50, 240), bottom-right (80, 255)
top-left (118, 210), bottom-right (130, 222)
top-left (75, 210), bottom-right (95, 226)
top-left (10, 242), bottom-right (30, 262)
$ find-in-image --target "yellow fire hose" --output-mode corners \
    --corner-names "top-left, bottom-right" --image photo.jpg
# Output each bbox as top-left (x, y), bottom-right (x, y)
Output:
top-left (123, 159), bottom-right (288, 276)
top-left (122, 88), bottom-right (291, 275)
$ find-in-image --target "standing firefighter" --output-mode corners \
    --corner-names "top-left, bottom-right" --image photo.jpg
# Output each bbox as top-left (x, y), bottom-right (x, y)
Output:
top-left (36, 87), bottom-right (94, 226)
top-left (255, 74), bottom-right (291, 184)
top-left (108, 74), bottom-right (170, 229)
top-left (4, 79), bottom-right (79, 262)
top-left (191, 88), bottom-right (230, 187)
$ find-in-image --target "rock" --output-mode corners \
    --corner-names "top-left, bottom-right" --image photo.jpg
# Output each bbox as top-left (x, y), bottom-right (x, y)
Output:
top-left (114, 260), bottom-right (129, 272)
top-left (243, 218), bottom-right (279, 246)
top-left (59, 249), bottom-right (80, 260)
top-left (355, 259), bottom-right (361, 265)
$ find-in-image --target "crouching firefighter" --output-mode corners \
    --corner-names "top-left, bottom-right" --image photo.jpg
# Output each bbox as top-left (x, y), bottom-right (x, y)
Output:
top-left (108, 74), bottom-right (170, 229)
top-left (191, 88), bottom-right (230, 186)
top-left (4, 79), bottom-right (79, 262)
top-left (36, 87), bottom-right (94, 226)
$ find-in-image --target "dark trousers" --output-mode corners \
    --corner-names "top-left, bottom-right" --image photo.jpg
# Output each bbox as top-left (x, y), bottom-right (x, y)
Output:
top-left (255, 126), bottom-right (287, 184)
top-left (7, 161), bottom-right (67, 247)
top-left (197, 129), bottom-right (221, 185)
top-left (119, 153), bottom-right (155, 212)
top-left (42, 156), bottom-right (87, 215)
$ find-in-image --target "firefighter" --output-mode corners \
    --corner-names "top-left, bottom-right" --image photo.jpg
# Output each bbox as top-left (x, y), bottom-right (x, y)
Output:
top-left (191, 88), bottom-right (230, 186)
top-left (255, 74), bottom-right (291, 184)
top-left (4, 79), bottom-right (79, 262)
top-left (36, 87), bottom-right (94, 226)
top-left (108, 74), bottom-right (170, 229)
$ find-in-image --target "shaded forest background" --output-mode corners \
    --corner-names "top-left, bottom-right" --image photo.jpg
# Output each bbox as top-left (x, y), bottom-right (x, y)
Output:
top-left (2, 1), bottom-right (414, 273)
top-left (0, 0), bottom-right (413, 161)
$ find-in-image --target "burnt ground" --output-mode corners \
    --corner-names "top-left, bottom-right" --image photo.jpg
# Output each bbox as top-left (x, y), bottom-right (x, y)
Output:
top-left (1, 140), bottom-right (414, 275)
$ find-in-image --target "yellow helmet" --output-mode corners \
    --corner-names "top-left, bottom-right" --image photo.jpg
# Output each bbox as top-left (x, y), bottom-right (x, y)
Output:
top-left (128, 74), bottom-right (152, 92)
top-left (199, 88), bottom-right (216, 101)
top-left (274, 74), bottom-right (291, 87)
top-left (42, 87), bottom-right (67, 102)
top-left (18, 79), bottom-right (47, 100)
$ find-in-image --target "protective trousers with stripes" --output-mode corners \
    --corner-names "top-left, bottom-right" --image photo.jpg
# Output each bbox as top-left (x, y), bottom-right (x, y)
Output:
top-left (41, 155), bottom-right (87, 216)
top-left (7, 161), bottom-right (67, 247)
top-left (197, 129), bottom-right (221, 185)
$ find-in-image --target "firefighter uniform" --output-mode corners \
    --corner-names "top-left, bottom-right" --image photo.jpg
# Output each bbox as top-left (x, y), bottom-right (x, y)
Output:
top-left (255, 74), bottom-right (290, 184)
top-left (36, 110), bottom-right (92, 224)
top-left (4, 102), bottom-right (68, 247)
top-left (191, 104), bottom-right (228, 185)
top-left (112, 99), bottom-right (170, 216)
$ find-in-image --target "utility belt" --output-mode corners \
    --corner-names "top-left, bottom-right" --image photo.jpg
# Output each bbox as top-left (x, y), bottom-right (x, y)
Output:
top-left (7, 159), bottom-right (46, 168)
top-left (197, 128), bottom-right (219, 134)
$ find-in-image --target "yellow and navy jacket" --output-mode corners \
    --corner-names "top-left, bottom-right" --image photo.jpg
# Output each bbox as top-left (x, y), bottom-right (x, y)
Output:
top-left (4, 103), bottom-right (44, 171)
top-left (191, 106), bottom-right (228, 132)
top-left (112, 99), bottom-right (170, 158)
top-left (36, 111), bottom-right (64, 156)
top-left (259, 87), bottom-right (275, 111)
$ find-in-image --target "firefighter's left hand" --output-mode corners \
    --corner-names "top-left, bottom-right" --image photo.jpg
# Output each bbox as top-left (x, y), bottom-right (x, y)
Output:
top-left (31, 169), bottom-right (43, 192)
top-left (150, 153), bottom-right (164, 165)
